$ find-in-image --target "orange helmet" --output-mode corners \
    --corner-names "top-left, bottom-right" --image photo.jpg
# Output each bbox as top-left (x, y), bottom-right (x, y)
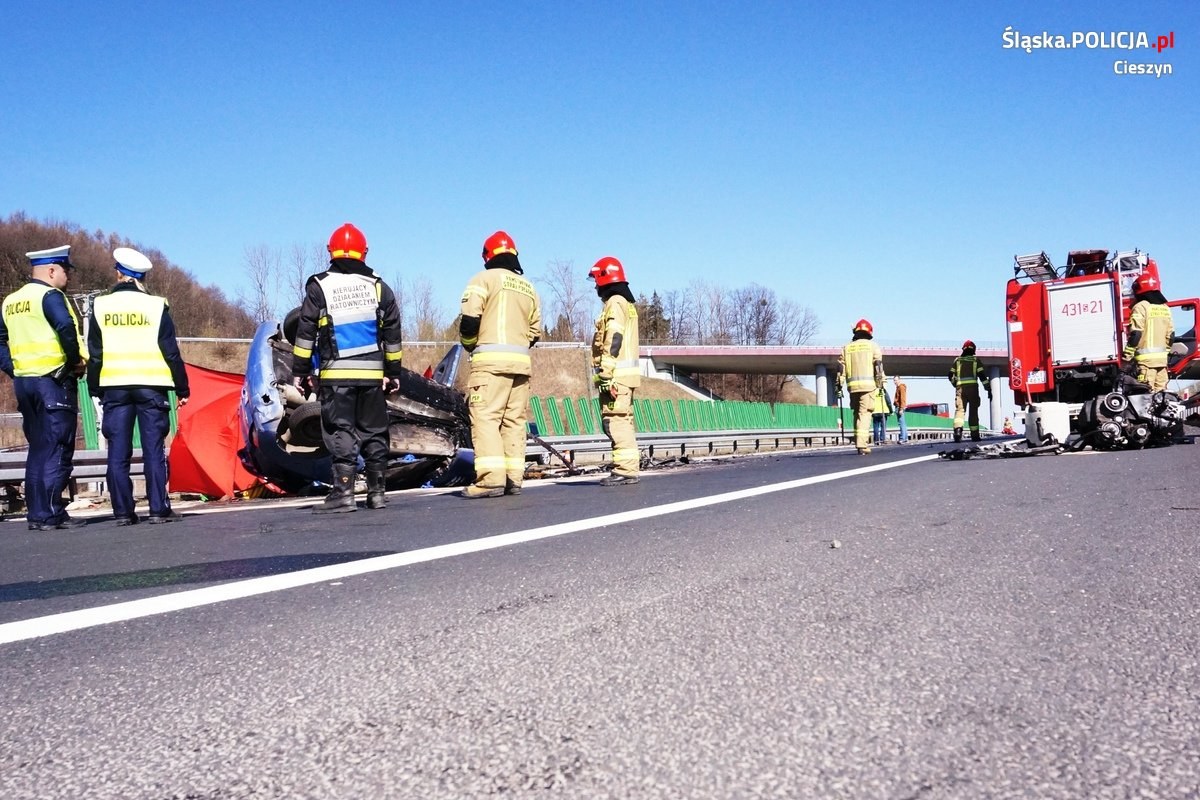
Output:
top-left (589, 256), bottom-right (627, 286)
top-left (853, 319), bottom-right (873, 335)
top-left (482, 231), bottom-right (518, 262)
top-left (328, 223), bottom-right (367, 260)
top-left (1133, 271), bottom-right (1161, 294)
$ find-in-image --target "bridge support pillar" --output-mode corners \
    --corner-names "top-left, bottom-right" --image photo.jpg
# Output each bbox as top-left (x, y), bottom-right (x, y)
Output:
top-left (815, 364), bottom-right (833, 406)
top-left (987, 366), bottom-right (1002, 430)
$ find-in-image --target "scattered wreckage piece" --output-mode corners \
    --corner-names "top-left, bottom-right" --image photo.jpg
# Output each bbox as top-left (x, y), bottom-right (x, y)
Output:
top-left (939, 441), bottom-right (1064, 460)
top-left (526, 422), bottom-right (581, 476)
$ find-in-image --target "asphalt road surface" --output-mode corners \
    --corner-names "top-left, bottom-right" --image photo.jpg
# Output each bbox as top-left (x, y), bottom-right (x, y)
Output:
top-left (1, 440), bottom-right (1198, 799)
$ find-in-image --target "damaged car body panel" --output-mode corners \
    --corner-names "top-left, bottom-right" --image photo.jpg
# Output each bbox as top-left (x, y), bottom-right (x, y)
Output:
top-left (238, 315), bottom-right (474, 493)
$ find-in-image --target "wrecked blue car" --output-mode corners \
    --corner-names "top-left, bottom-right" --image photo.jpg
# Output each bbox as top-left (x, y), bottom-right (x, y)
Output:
top-left (238, 311), bottom-right (474, 493)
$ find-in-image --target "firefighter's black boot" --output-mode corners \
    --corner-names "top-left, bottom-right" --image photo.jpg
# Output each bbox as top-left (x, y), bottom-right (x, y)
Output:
top-left (366, 470), bottom-right (387, 510)
top-left (315, 466), bottom-right (357, 514)
top-left (953, 427), bottom-right (963, 443)
top-left (970, 429), bottom-right (982, 442)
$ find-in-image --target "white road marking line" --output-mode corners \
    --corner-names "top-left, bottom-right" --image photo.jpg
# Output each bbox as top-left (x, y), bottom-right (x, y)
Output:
top-left (0, 455), bottom-right (938, 644)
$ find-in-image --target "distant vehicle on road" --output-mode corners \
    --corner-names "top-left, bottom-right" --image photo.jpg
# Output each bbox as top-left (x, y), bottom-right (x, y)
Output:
top-left (905, 402), bottom-right (950, 417)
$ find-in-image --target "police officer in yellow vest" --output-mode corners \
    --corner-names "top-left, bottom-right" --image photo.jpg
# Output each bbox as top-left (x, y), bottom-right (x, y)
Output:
top-left (836, 318), bottom-right (884, 455)
top-left (87, 247), bottom-right (190, 525)
top-left (870, 383), bottom-right (894, 446)
top-left (589, 256), bottom-right (641, 486)
top-left (1123, 271), bottom-right (1174, 392)
top-left (459, 231), bottom-right (542, 498)
top-left (949, 339), bottom-right (990, 442)
top-left (290, 223), bottom-right (404, 514)
top-left (0, 245), bottom-right (88, 530)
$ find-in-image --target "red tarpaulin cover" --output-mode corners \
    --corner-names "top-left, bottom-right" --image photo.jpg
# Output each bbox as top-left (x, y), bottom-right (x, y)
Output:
top-left (168, 363), bottom-right (262, 499)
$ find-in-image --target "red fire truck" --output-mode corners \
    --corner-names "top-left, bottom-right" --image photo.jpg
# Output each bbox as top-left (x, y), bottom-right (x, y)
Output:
top-left (1005, 249), bottom-right (1198, 448)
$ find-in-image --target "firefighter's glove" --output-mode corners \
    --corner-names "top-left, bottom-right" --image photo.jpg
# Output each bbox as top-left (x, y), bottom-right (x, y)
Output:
top-left (383, 377), bottom-right (401, 394)
top-left (291, 375), bottom-right (314, 397)
top-left (949, 376), bottom-right (958, 387)
top-left (1122, 348), bottom-right (1135, 362)
top-left (594, 374), bottom-right (614, 395)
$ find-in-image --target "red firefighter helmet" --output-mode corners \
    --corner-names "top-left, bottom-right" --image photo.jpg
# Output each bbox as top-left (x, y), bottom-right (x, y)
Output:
top-left (482, 231), bottom-right (518, 262)
top-left (327, 223), bottom-right (367, 260)
top-left (588, 256), bottom-right (627, 286)
top-left (1133, 271), bottom-right (1161, 294)
top-left (962, 339), bottom-right (976, 351)
top-left (853, 318), bottom-right (873, 335)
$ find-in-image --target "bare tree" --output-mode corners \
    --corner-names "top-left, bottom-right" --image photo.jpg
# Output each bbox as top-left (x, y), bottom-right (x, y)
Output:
top-left (407, 277), bottom-right (446, 341)
top-left (282, 243), bottom-right (326, 312)
top-left (776, 298), bottom-right (820, 345)
top-left (537, 258), bottom-right (591, 341)
top-left (657, 289), bottom-right (691, 344)
top-left (239, 245), bottom-right (281, 323)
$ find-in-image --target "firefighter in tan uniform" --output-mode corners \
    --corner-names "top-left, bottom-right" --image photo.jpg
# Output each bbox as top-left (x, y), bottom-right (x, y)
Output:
top-left (1123, 271), bottom-right (1174, 393)
top-left (459, 231), bottom-right (542, 498)
top-left (836, 318), bottom-right (884, 455)
top-left (589, 257), bottom-right (641, 486)
top-left (949, 339), bottom-right (989, 442)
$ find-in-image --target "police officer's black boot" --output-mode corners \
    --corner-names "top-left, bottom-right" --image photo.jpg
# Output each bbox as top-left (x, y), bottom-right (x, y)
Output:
top-left (953, 427), bottom-right (963, 443)
top-left (315, 466), bottom-right (357, 514)
top-left (366, 470), bottom-right (387, 510)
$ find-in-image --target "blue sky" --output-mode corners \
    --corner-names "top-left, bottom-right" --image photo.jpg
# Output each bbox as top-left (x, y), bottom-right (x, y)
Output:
top-left (2, 2), bottom-right (1193, 387)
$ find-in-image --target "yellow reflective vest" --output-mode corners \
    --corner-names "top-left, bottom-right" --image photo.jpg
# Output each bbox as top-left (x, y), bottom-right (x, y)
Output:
top-left (871, 387), bottom-right (893, 415)
top-left (1, 282), bottom-right (85, 377)
top-left (952, 355), bottom-right (984, 386)
top-left (592, 295), bottom-right (640, 388)
top-left (460, 268), bottom-right (542, 376)
top-left (92, 290), bottom-right (173, 387)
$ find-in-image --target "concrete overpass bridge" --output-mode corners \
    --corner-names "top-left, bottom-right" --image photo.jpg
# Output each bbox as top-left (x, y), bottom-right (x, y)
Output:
top-left (639, 340), bottom-right (1009, 427)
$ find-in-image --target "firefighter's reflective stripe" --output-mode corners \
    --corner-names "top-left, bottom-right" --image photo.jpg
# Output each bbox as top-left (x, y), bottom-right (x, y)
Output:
top-left (612, 447), bottom-right (639, 463)
top-left (841, 340), bottom-right (880, 393)
top-left (953, 355), bottom-right (980, 385)
top-left (613, 358), bottom-right (640, 380)
top-left (1131, 302), bottom-right (1173, 368)
top-left (475, 343), bottom-right (531, 355)
top-left (472, 343), bottom-right (532, 367)
top-left (474, 456), bottom-right (507, 471)
top-left (504, 456), bottom-right (525, 470)
top-left (314, 272), bottom-right (382, 358)
top-left (292, 335), bottom-right (315, 360)
top-left (93, 292), bottom-right (172, 387)
top-left (2, 283), bottom-right (81, 376)
top-left (319, 366), bottom-right (384, 381)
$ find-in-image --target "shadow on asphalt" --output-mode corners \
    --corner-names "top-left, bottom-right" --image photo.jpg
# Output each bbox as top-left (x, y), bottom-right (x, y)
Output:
top-left (0, 551), bottom-right (395, 602)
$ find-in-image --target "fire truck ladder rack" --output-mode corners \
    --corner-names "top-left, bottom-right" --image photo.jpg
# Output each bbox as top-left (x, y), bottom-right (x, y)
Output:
top-left (1014, 252), bottom-right (1057, 282)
